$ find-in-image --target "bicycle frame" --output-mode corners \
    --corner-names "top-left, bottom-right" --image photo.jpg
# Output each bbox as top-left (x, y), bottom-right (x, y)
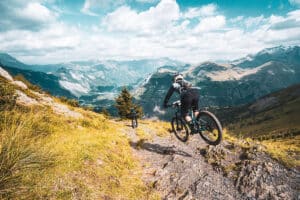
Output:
top-left (173, 103), bottom-right (198, 131)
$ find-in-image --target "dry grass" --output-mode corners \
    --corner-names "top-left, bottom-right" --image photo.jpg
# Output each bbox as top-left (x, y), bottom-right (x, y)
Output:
top-left (261, 135), bottom-right (300, 168)
top-left (224, 128), bottom-right (299, 168)
top-left (0, 107), bottom-right (160, 199)
top-left (30, 108), bottom-right (160, 199)
top-left (0, 77), bottom-right (160, 199)
top-left (0, 110), bottom-right (55, 199)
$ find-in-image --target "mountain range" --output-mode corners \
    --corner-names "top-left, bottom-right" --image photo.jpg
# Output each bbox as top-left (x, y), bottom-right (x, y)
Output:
top-left (137, 46), bottom-right (300, 117)
top-left (0, 45), bottom-right (299, 117)
top-left (0, 53), bottom-right (183, 105)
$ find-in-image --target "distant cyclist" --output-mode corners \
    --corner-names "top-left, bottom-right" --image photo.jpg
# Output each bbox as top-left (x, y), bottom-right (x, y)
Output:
top-left (163, 73), bottom-right (200, 133)
top-left (130, 108), bottom-right (138, 128)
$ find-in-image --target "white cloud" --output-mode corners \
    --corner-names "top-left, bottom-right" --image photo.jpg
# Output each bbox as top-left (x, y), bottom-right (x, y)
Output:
top-left (245, 15), bottom-right (265, 28)
top-left (0, 22), bottom-right (81, 62)
top-left (81, 0), bottom-right (126, 16)
top-left (287, 9), bottom-right (300, 18)
top-left (252, 10), bottom-right (300, 44)
top-left (102, 0), bottom-right (180, 33)
top-left (0, 1), bottom-right (57, 31)
top-left (81, 0), bottom-right (99, 16)
top-left (193, 15), bottom-right (226, 32)
top-left (183, 4), bottom-right (217, 18)
top-left (0, 1), bottom-right (300, 65)
top-left (229, 16), bottom-right (244, 23)
top-left (21, 2), bottom-right (57, 23)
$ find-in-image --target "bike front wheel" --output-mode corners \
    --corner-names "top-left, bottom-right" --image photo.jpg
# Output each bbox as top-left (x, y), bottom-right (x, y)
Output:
top-left (197, 111), bottom-right (222, 145)
top-left (171, 117), bottom-right (189, 142)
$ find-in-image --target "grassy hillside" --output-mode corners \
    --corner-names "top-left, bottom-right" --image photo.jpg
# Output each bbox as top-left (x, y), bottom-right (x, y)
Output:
top-left (0, 76), bottom-right (164, 199)
top-left (218, 84), bottom-right (300, 167)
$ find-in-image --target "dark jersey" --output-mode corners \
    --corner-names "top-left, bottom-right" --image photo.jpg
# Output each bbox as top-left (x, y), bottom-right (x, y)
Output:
top-left (163, 80), bottom-right (192, 106)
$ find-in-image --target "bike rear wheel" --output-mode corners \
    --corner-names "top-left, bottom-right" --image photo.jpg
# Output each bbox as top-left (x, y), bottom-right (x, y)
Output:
top-left (197, 111), bottom-right (222, 145)
top-left (171, 117), bottom-right (189, 142)
top-left (132, 118), bottom-right (138, 128)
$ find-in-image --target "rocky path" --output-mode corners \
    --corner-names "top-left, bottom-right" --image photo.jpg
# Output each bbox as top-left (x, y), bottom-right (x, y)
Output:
top-left (121, 120), bottom-right (300, 200)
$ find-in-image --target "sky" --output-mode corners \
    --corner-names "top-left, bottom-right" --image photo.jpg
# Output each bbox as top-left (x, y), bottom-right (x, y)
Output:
top-left (0, 0), bottom-right (300, 64)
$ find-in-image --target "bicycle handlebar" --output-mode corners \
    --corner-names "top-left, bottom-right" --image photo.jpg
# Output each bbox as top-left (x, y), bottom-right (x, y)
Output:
top-left (166, 100), bottom-right (181, 108)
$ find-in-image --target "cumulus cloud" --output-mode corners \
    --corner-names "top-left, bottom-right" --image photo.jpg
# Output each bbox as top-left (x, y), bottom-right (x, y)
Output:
top-left (0, 0), bottom-right (57, 31)
top-left (81, 0), bottom-right (126, 16)
top-left (183, 4), bottom-right (217, 18)
top-left (245, 15), bottom-right (266, 28)
top-left (0, 1), bottom-right (300, 64)
top-left (102, 0), bottom-right (180, 33)
top-left (80, 0), bottom-right (159, 16)
top-left (253, 10), bottom-right (300, 44)
top-left (193, 15), bottom-right (226, 32)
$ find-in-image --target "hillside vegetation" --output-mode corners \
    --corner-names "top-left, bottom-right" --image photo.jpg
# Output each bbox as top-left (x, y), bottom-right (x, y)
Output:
top-left (0, 69), bottom-right (163, 199)
top-left (219, 84), bottom-right (300, 167)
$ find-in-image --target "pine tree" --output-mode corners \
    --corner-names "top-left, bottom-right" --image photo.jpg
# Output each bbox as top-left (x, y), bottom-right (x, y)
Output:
top-left (115, 87), bottom-right (143, 119)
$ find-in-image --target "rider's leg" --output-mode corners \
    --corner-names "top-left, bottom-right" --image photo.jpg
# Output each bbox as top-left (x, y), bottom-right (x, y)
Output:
top-left (181, 92), bottom-right (192, 123)
top-left (181, 93), bottom-right (197, 133)
top-left (194, 111), bottom-right (199, 118)
top-left (185, 115), bottom-right (192, 122)
top-left (191, 89), bottom-right (200, 118)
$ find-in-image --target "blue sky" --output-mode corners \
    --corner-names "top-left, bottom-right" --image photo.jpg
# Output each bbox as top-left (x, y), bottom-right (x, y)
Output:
top-left (0, 0), bottom-right (299, 64)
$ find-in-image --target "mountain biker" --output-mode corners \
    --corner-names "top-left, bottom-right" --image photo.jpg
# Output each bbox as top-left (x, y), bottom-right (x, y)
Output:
top-left (130, 108), bottom-right (138, 128)
top-left (163, 73), bottom-right (200, 133)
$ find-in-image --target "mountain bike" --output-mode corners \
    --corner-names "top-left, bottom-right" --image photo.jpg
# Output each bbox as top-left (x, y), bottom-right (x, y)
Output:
top-left (168, 100), bottom-right (222, 145)
top-left (132, 116), bottom-right (138, 128)
top-left (130, 109), bottom-right (138, 129)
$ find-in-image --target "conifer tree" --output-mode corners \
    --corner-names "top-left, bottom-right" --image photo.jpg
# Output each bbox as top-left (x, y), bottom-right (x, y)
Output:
top-left (115, 87), bottom-right (143, 119)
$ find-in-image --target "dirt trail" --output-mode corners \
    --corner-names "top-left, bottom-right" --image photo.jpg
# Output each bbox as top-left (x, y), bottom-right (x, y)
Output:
top-left (121, 120), bottom-right (299, 200)
top-left (122, 121), bottom-right (242, 199)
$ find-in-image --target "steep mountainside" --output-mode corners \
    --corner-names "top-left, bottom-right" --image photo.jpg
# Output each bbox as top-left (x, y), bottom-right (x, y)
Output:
top-left (1, 65), bottom-right (75, 98)
top-left (137, 46), bottom-right (300, 117)
top-left (217, 84), bottom-right (300, 140)
top-left (231, 45), bottom-right (300, 68)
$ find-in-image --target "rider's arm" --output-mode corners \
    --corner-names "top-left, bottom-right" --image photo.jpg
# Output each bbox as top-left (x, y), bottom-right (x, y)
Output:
top-left (163, 86), bottom-right (175, 107)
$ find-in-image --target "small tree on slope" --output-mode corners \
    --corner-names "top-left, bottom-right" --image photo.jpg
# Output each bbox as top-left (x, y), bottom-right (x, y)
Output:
top-left (115, 87), bottom-right (143, 119)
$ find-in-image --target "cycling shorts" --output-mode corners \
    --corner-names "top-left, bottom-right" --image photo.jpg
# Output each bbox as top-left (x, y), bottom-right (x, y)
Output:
top-left (180, 88), bottom-right (199, 117)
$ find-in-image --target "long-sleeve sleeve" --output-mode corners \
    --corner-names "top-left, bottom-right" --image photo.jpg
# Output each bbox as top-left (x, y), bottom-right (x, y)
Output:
top-left (163, 86), bottom-right (175, 106)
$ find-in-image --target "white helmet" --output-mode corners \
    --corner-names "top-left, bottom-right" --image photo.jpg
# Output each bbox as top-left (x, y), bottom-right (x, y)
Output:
top-left (173, 73), bottom-right (183, 83)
